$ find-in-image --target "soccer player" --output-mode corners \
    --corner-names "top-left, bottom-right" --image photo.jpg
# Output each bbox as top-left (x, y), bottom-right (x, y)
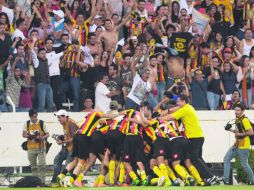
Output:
top-left (121, 109), bottom-right (148, 186)
top-left (139, 103), bottom-right (173, 187)
top-left (76, 101), bottom-right (120, 187)
top-left (57, 111), bottom-right (114, 187)
top-left (106, 114), bottom-right (127, 186)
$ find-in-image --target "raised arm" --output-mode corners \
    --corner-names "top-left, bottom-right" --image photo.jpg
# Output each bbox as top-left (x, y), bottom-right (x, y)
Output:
top-left (103, 0), bottom-right (112, 19)
top-left (115, 6), bottom-right (133, 31)
top-left (30, 50), bottom-right (39, 68)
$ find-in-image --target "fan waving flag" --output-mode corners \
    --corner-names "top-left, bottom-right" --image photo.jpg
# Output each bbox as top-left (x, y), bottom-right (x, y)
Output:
top-left (192, 8), bottom-right (210, 32)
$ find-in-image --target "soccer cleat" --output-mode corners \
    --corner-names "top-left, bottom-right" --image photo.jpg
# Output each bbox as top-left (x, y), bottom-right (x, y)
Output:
top-left (198, 181), bottom-right (211, 186)
top-left (51, 183), bottom-right (60, 188)
top-left (66, 181), bottom-right (73, 188)
top-left (56, 174), bottom-right (65, 187)
top-left (173, 178), bottom-right (185, 187)
top-left (208, 176), bottom-right (221, 185)
top-left (164, 179), bottom-right (172, 187)
top-left (141, 179), bottom-right (148, 186)
top-left (74, 180), bottom-right (83, 188)
top-left (132, 179), bottom-right (140, 186)
top-left (187, 176), bottom-right (196, 186)
top-left (65, 177), bottom-right (75, 188)
top-left (157, 176), bottom-right (165, 186)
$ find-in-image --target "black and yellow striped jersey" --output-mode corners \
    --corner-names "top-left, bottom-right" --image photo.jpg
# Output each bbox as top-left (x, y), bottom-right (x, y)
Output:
top-left (79, 112), bottom-right (103, 136)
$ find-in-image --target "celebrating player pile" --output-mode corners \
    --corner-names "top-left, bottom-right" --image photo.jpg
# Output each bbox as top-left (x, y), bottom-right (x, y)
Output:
top-left (56, 94), bottom-right (221, 187)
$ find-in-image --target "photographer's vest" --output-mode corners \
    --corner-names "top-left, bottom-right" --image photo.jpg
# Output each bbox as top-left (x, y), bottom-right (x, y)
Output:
top-left (27, 120), bottom-right (45, 150)
top-left (235, 115), bottom-right (251, 149)
top-left (63, 119), bottom-right (76, 152)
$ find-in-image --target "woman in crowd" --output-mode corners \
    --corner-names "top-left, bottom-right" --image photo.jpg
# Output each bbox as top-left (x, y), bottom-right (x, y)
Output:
top-left (237, 55), bottom-right (254, 109)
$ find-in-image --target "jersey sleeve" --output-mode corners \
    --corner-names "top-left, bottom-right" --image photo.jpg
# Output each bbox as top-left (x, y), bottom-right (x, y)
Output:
top-left (242, 118), bottom-right (252, 131)
top-left (172, 107), bottom-right (185, 120)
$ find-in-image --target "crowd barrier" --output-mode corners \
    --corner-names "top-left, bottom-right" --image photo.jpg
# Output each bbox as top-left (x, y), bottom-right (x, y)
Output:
top-left (0, 111), bottom-right (253, 167)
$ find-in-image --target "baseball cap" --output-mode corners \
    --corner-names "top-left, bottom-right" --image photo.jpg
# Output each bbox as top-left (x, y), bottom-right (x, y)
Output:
top-left (110, 101), bottom-right (119, 109)
top-left (53, 10), bottom-right (65, 19)
top-left (54, 109), bottom-right (69, 117)
top-left (94, 15), bottom-right (102, 19)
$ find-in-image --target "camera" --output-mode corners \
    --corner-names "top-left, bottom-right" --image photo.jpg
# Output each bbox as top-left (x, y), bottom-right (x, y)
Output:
top-left (52, 134), bottom-right (65, 141)
top-left (28, 131), bottom-right (41, 142)
top-left (225, 123), bottom-right (233, 131)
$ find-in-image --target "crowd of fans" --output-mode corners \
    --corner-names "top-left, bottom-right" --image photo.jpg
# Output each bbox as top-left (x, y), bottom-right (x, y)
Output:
top-left (0, 0), bottom-right (254, 112)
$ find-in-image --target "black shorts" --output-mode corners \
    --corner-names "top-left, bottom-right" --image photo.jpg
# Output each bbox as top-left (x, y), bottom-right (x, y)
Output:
top-left (123, 135), bottom-right (145, 163)
top-left (153, 137), bottom-right (168, 158)
top-left (72, 134), bottom-right (91, 160)
top-left (166, 137), bottom-right (189, 162)
top-left (106, 130), bottom-right (125, 160)
top-left (91, 131), bottom-right (105, 156)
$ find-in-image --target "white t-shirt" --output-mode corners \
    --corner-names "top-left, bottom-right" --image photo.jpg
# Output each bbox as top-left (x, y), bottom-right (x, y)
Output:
top-left (127, 74), bottom-right (151, 105)
top-left (95, 82), bottom-right (111, 113)
top-left (11, 29), bottom-right (25, 40)
top-left (46, 51), bottom-right (63, 76)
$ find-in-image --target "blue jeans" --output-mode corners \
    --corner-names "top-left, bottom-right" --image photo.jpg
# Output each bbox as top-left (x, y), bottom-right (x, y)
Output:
top-left (60, 77), bottom-right (80, 112)
top-left (51, 147), bottom-right (73, 183)
top-left (36, 83), bottom-right (54, 112)
top-left (207, 91), bottom-right (220, 110)
top-left (166, 77), bottom-right (174, 89)
top-left (147, 93), bottom-right (158, 109)
top-left (239, 89), bottom-right (252, 109)
top-left (156, 81), bottom-right (166, 102)
top-left (125, 98), bottom-right (139, 110)
top-left (223, 146), bottom-right (254, 183)
top-left (7, 105), bottom-right (30, 112)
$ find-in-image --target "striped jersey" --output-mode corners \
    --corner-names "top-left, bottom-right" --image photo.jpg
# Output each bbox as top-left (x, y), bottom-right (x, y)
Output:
top-left (79, 112), bottom-right (103, 136)
top-left (125, 109), bottom-right (143, 136)
top-left (109, 115), bottom-right (127, 134)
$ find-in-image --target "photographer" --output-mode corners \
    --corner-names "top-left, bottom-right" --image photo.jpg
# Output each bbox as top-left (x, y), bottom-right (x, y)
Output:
top-left (164, 80), bottom-right (189, 102)
top-left (223, 104), bottom-right (254, 185)
top-left (51, 110), bottom-right (79, 187)
top-left (22, 109), bottom-right (49, 185)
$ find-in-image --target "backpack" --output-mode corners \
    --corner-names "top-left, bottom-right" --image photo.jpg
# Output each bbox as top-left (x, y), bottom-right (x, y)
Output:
top-left (246, 121), bottom-right (254, 146)
top-left (14, 176), bottom-right (43, 187)
top-left (237, 117), bottom-right (254, 146)
top-left (21, 120), bottom-right (52, 153)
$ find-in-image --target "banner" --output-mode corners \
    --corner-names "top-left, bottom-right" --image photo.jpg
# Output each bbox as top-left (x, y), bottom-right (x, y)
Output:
top-left (192, 8), bottom-right (210, 31)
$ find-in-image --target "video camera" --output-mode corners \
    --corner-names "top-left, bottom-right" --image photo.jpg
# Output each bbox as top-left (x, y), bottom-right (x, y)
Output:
top-left (52, 134), bottom-right (65, 141)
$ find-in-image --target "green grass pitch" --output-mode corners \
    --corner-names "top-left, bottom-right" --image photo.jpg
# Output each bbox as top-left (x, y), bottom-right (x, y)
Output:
top-left (2, 186), bottom-right (254, 190)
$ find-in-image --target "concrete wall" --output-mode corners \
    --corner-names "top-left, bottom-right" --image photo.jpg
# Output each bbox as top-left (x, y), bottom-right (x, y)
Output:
top-left (0, 111), bottom-right (253, 167)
